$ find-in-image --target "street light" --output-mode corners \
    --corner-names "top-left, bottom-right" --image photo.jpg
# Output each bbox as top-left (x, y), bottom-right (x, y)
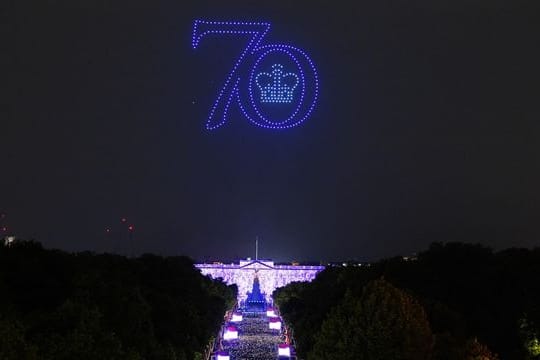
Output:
top-left (278, 343), bottom-right (291, 357)
top-left (215, 350), bottom-right (230, 360)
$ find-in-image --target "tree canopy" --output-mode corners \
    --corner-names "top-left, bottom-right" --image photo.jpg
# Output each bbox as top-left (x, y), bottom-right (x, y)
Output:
top-left (0, 240), bottom-right (236, 360)
top-left (274, 242), bottom-right (540, 359)
top-left (309, 278), bottom-right (433, 360)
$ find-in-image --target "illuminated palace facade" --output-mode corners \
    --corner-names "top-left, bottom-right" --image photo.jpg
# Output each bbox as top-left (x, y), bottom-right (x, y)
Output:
top-left (195, 259), bottom-right (325, 304)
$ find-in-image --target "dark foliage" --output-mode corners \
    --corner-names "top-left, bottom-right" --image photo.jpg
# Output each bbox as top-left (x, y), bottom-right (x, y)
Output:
top-left (309, 278), bottom-right (433, 360)
top-left (0, 240), bottom-right (236, 360)
top-left (274, 242), bottom-right (540, 359)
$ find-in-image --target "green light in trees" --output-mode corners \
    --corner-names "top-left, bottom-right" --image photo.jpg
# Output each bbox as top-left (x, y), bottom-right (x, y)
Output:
top-left (527, 337), bottom-right (540, 356)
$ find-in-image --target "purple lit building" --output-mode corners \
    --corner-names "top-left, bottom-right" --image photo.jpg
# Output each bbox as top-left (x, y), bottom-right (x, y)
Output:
top-left (195, 259), bottom-right (324, 303)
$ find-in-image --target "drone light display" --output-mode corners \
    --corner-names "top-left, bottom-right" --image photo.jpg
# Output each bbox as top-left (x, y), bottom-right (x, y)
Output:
top-left (192, 20), bottom-right (319, 130)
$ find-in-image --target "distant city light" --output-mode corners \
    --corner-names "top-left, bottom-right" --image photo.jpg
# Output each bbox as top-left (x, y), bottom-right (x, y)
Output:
top-left (3, 236), bottom-right (16, 246)
top-left (266, 308), bottom-right (276, 317)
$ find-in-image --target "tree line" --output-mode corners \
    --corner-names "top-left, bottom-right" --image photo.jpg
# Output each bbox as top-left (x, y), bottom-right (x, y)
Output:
top-left (274, 242), bottom-right (540, 359)
top-left (0, 240), bottom-right (237, 360)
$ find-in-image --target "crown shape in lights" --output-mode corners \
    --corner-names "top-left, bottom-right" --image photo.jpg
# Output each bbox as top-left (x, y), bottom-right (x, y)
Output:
top-left (255, 64), bottom-right (299, 104)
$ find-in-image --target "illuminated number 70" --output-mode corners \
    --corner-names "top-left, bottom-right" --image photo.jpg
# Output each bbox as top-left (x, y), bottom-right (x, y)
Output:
top-left (192, 20), bottom-right (319, 130)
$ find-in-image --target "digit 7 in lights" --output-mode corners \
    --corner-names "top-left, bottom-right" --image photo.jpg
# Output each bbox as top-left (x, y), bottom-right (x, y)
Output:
top-left (192, 20), bottom-right (319, 130)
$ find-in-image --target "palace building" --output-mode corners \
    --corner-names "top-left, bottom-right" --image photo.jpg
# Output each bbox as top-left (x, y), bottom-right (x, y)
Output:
top-left (195, 259), bottom-right (324, 304)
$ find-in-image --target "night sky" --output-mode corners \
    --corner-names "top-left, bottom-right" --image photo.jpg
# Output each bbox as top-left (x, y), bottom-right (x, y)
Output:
top-left (3, 0), bottom-right (540, 262)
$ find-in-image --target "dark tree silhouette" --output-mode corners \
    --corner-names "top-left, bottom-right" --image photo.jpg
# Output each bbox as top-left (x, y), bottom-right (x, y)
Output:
top-left (309, 278), bottom-right (433, 360)
top-left (275, 242), bottom-right (538, 358)
top-left (0, 240), bottom-right (236, 359)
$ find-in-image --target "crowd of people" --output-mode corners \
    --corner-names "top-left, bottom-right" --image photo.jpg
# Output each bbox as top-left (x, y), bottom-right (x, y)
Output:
top-left (222, 313), bottom-right (284, 360)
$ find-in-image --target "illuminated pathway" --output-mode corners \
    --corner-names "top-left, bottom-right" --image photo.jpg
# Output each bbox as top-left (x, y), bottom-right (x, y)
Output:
top-left (214, 310), bottom-right (294, 360)
top-left (224, 313), bottom-right (282, 360)
top-left (201, 258), bottom-right (309, 359)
